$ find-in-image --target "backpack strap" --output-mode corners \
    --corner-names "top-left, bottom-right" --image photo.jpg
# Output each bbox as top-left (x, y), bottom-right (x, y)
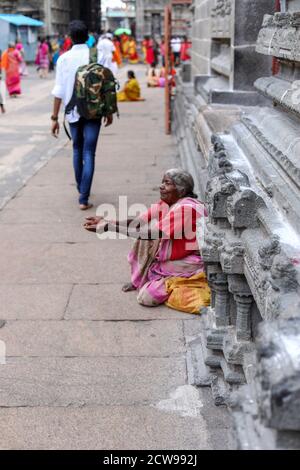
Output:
top-left (89, 47), bottom-right (97, 64)
top-left (63, 115), bottom-right (72, 141)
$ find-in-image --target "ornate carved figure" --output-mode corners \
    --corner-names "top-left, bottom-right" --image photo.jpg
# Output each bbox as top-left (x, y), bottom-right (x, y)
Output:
top-left (220, 242), bottom-right (244, 274)
top-left (258, 236), bottom-right (281, 271)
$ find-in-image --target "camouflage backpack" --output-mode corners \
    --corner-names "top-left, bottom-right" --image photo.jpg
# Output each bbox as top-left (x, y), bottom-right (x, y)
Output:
top-left (65, 51), bottom-right (119, 122)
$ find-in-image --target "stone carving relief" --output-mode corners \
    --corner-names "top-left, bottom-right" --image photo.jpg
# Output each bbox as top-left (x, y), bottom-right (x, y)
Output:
top-left (256, 318), bottom-right (300, 431)
top-left (227, 190), bottom-right (265, 229)
top-left (220, 241), bottom-right (244, 274)
top-left (256, 237), bottom-right (299, 320)
top-left (202, 223), bottom-right (225, 263)
top-left (256, 12), bottom-right (300, 62)
top-left (211, 0), bottom-right (232, 38)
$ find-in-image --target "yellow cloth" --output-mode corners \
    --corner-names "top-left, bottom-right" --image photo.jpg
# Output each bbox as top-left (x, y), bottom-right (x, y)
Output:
top-left (165, 273), bottom-right (211, 314)
top-left (128, 40), bottom-right (139, 64)
top-left (117, 78), bottom-right (144, 102)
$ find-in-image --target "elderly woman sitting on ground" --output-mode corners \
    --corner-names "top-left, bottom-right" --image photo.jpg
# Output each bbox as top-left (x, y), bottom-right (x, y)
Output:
top-left (84, 169), bottom-right (210, 311)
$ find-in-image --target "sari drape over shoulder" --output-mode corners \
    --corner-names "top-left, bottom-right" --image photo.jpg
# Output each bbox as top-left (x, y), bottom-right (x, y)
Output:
top-left (128, 198), bottom-right (210, 310)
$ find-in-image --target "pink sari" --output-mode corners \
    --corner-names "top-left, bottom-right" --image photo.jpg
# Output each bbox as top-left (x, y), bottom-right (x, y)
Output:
top-left (36, 43), bottom-right (49, 69)
top-left (6, 50), bottom-right (21, 95)
top-left (128, 198), bottom-right (206, 306)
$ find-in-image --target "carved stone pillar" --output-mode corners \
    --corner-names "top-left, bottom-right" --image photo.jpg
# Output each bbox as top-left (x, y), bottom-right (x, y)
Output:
top-left (214, 275), bottom-right (231, 328)
top-left (234, 294), bottom-right (253, 341)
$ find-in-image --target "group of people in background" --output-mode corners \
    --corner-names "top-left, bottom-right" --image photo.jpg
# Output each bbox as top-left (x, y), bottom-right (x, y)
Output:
top-left (0, 29), bottom-right (191, 110)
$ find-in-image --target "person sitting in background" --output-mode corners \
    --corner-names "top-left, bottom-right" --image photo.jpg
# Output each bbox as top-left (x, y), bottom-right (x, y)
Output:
top-left (158, 66), bottom-right (176, 88)
top-left (1, 43), bottom-right (22, 97)
top-left (84, 169), bottom-right (210, 313)
top-left (117, 70), bottom-right (144, 102)
top-left (147, 62), bottom-right (159, 87)
top-left (113, 36), bottom-right (122, 68)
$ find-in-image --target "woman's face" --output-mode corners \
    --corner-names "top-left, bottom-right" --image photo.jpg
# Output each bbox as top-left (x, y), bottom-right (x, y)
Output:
top-left (160, 174), bottom-right (180, 205)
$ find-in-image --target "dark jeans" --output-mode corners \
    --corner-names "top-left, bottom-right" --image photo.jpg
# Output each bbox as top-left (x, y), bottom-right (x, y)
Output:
top-left (69, 118), bottom-right (101, 205)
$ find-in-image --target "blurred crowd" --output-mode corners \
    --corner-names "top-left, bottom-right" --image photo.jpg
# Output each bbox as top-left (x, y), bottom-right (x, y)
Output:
top-left (0, 30), bottom-right (191, 111)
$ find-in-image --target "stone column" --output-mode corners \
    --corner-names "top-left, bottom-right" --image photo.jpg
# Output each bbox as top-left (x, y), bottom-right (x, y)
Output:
top-left (191, 0), bottom-right (212, 78)
top-left (213, 275), bottom-right (231, 327)
top-left (135, 0), bottom-right (145, 42)
top-left (230, 0), bottom-right (274, 92)
top-left (234, 293), bottom-right (253, 341)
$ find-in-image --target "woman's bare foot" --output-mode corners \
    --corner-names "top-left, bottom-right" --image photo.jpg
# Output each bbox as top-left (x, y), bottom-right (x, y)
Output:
top-left (122, 283), bottom-right (136, 292)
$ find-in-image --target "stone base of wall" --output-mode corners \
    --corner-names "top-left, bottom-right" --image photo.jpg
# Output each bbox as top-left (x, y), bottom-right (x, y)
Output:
top-left (173, 73), bottom-right (300, 450)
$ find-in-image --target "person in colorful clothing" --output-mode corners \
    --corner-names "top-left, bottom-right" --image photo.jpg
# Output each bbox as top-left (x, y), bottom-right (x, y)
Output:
top-left (0, 55), bottom-right (6, 113)
top-left (144, 36), bottom-right (155, 69)
top-left (84, 169), bottom-right (209, 308)
top-left (35, 38), bottom-right (50, 78)
top-left (117, 70), bottom-right (144, 102)
top-left (128, 37), bottom-right (139, 64)
top-left (1, 43), bottom-right (22, 97)
top-left (15, 41), bottom-right (28, 76)
top-left (180, 36), bottom-right (191, 62)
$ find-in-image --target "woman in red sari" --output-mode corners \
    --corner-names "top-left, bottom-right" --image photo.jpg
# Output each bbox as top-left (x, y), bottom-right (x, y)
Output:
top-left (143, 37), bottom-right (155, 67)
top-left (1, 43), bottom-right (22, 97)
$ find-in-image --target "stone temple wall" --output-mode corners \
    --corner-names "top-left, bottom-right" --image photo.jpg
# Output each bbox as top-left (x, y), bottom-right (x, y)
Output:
top-left (191, 0), bottom-right (274, 106)
top-left (191, 0), bottom-right (212, 76)
top-left (174, 0), bottom-right (300, 449)
top-left (0, 1), bottom-right (99, 35)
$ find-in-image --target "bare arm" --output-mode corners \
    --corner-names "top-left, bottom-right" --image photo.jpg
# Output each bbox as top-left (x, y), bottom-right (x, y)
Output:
top-left (106, 221), bottom-right (163, 240)
top-left (84, 216), bottom-right (163, 240)
top-left (51, 97), bottom-right (62, 138)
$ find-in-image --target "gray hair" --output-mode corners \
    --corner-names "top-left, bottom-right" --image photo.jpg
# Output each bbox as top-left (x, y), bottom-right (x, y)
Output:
top-left (165, 168), bottom-right (197, 199)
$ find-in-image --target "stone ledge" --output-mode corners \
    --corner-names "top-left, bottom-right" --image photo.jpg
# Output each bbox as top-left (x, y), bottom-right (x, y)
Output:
top-left (194, 75), bottom-right (265, 105)
top-left (255, 75), bottom-right (300, 118)
top-left (256, 12), bottom-right (300, 61)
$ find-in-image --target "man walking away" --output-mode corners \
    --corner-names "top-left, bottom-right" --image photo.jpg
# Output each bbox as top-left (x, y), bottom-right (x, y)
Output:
top-left (96, 33), bottom-right (116, 73)
top-left (51, 20), bottom-right (113, 210)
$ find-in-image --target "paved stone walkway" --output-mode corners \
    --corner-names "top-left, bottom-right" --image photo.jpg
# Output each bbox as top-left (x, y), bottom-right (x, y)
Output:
top-left (0, 66), bottom-right (233, 449)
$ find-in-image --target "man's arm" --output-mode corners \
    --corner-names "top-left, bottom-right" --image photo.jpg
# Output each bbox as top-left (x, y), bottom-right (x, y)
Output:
top-left (103, 114), bottom-right (113, 127)
top-left (51, 97), bottom-right (62, 137)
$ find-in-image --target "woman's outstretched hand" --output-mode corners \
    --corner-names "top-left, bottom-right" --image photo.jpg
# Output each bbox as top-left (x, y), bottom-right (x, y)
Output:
top-left (83, 216), bottom-right (103, 232)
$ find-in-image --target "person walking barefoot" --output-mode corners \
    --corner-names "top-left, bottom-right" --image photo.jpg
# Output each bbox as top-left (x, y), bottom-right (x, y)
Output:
top-left (51, 20), bottom-right (114, 210)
